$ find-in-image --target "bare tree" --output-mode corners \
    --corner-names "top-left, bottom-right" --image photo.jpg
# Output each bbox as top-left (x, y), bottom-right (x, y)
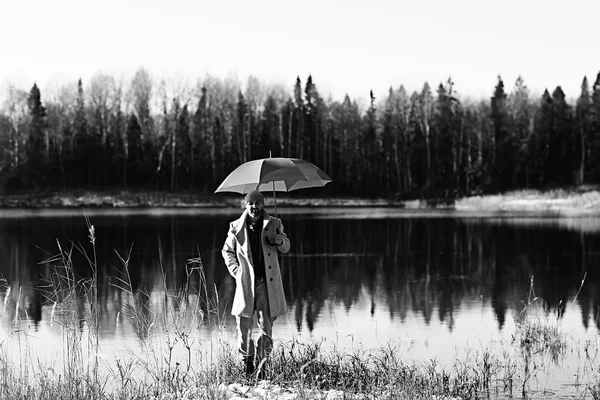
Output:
top-left (2, 85), bottom-right (30, 173)
top-left (129, 68), bottom-right (153, 137)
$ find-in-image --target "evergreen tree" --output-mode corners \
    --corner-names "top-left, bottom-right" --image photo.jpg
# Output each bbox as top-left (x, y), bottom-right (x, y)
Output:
top-left (26, 83), bottom-right (47, 188)
top-left (393, 86), bottom-right (414, 195)
top-left (460, 105), bottom-right (481, 195)
top-left (111, 100), bottom-right (126, 188)
top-left (331, 94), bottom-right (361, 193)
top-left (490, 75), bottom-right (512, 191)
top-left (447, 79), bottom-right (463, 195)
top-left (360, 90), bottom-right (379, 196)
top-left (575, 77), bottom-right (592, 183)
top-left (590, 72), bottom-right (600, 180)
top-left (433, 79), bottom-right (462, 195)
top-left (548, 86), bottom-right (574, 184)
top-left (73, 78), bottom-right (88, 186)
top-left (125, 114), bottom-right (142, 187)
top-left (261, 94), bottom-right (280, 157)
top-left (467, 100), bottom-right (493, 192)
top-left (382, 87), bottom-right (400, 193)
top-left (509, 76), bottom-right (531, 187)
top-left (304, 75), bottom-right (316, 161)
top-left (293, 76), bottom-right (304, 158)
top-left (532, 90), bottom-right (553, 185)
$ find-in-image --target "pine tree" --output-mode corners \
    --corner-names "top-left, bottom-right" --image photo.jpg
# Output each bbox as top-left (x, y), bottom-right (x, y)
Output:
top-left (293, 76), bottom-right (304, 158)
top-left (490, 75), bottom-right (512, 191)
top-left (382, 87), bottom-right (399, 193)
top-left (26, 83), bottom-right (47, 188)
top-left (361, 90), bottom-right (379, 196)
top-left (433, 80), bottom-right (462, 195)
top-left (532, 90), bottom-right (553, 185)
top-left (575, 77), bottom-right (592, 183)
top-left (549, 86), bottom-right (574, 184)
top-left (73, 78), bottom-right (94, 187)
top-left (509, 76), bottom-right (531, 187)
top-left (304, 75), bottom-right (316, 161)
top-left (332, 94), bottom-right (361, 193)
top-left (261, 94), bottom-right (280, 157)
top-left (590, 72), bottom-right (600, 180)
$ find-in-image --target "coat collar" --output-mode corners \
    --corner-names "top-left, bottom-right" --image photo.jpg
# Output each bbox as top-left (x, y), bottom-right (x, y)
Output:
top-left (232, 209), bottom-right (272, 239)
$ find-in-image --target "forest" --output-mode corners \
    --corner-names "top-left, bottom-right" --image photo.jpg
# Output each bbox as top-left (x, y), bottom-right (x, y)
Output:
top-left (0, 69), bottom-right (599, 199)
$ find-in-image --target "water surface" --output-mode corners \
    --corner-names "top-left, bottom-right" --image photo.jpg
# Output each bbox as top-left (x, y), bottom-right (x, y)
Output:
top-left (1, 207), bottom-right (599, 398)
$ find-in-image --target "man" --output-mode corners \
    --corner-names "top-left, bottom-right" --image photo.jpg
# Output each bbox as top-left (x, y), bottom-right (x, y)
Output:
top-left (221, 189), bottom-right (290, 377)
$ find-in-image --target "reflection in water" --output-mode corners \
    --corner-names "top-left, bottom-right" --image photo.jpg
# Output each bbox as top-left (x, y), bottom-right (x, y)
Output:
top-left (0, 210), bottom-right (599, 344)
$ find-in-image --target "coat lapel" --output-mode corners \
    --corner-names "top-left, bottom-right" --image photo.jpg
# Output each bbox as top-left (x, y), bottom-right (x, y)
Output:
top-left (233, 210), bottom-right (250, 258)
top-left (262, 210), bottom-right (271, 231)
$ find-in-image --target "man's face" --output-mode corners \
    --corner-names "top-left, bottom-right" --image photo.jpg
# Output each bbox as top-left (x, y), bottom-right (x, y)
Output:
top-left (245, 200), bottom-right (263, 221)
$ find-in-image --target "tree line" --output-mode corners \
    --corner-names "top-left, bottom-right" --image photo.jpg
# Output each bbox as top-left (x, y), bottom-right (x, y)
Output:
top-left (1, 69), bottom-right (600, 198)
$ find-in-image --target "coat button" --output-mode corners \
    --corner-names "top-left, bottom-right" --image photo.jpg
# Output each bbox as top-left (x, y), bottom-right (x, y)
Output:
top-left (270, 278), bottom-right (273, 281)
top-left (268, 266), bottom-right (272, 269)
top-left (268, 253), bottom-right (271, 256)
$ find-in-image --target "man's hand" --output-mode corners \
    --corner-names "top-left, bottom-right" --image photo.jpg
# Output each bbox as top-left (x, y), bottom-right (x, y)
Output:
top-left (272, 234), bottom-right (284, 246)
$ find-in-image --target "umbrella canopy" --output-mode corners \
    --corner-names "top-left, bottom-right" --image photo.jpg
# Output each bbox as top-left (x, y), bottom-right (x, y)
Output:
top-left (214, 157), bottom-right (332, 195)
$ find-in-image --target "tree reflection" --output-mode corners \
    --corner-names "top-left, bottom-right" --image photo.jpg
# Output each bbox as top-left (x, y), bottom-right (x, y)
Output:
top-left (0, 212), bottom-right (599, 338)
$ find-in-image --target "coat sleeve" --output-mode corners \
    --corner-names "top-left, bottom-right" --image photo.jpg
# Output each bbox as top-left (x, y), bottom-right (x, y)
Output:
top-left (275, 218), bottom-right (290, 254)
top-left (221, 222), bottom-right (240, 277)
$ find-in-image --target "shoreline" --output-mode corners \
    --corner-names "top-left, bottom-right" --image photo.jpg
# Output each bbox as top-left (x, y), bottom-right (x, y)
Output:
top-left (1, 188), bottom-right (600, 215)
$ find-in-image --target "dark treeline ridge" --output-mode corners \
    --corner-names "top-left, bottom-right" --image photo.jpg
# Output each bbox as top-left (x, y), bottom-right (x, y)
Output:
top-left (1, 69), bottom-right (600, 198)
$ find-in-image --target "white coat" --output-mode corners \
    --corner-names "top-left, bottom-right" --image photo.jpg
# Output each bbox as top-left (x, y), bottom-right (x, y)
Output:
top-left (221, 209), bottom-right (290, 318)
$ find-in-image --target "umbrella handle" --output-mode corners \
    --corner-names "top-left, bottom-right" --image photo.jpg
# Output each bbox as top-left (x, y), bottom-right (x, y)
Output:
top-left (272, 181), bottom-right (277, 218)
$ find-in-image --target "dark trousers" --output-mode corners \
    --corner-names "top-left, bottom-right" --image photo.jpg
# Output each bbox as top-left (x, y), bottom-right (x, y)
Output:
top-left (236, 277), bottom-right (274, 367)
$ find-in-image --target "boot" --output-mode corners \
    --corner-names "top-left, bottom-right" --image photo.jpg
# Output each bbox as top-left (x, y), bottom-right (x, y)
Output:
top-left (255, 335), bottom-right (272, 380)
top-left (244, 355), bottom-right (255, 376)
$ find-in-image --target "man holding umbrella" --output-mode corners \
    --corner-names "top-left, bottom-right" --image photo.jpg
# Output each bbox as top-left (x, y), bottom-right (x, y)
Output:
top-left (221, 189), bottom-right (290, 377)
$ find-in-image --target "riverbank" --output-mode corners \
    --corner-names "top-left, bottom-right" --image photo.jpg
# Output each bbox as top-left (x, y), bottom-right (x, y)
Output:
top-left (0, 190), bottom-right (402, 209)
top-left (2, 187), bottom-right (600, 214)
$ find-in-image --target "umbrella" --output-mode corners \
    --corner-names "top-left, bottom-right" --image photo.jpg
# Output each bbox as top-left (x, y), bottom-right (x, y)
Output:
top-left (214, 157), bottom-right (332, 215)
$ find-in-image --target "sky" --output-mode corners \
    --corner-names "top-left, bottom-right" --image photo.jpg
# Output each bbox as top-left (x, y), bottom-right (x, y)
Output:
top-left (1, 0), bottom-right (599, 105)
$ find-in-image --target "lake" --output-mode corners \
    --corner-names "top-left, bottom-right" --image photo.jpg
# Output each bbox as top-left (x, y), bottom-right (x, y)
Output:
top-left (1, 207), bottom-right (599, 398)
